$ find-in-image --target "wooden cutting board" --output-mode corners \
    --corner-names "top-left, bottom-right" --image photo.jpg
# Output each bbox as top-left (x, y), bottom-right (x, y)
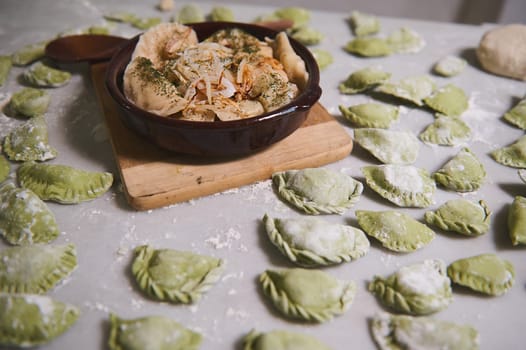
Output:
top-left (90, 62), bottom-right (353, 210)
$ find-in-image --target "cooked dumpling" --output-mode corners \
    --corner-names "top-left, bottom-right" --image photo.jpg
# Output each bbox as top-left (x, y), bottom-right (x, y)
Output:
top-left (243, 329), bottom-right (332, 350)
top-left (377, 75), bottom-right (436, 106)
top-left (338, 66), bottom-right (391, 94)
top-left (447, 253), bottom-right (515, 296)
top-left (272, 168), bottom-right (363, 215)
top-left (425, 199), bottom-right (491, 236)
top-left (263, 214), bottom-right (369, 267)
top-left (371, 312), bottom-right (479, 350)
top-left (362, 164), bottom-right (436, 208)
top-left (108, 313), bottom-right (202, 350)
top-left (423, 84), bottom-right (469, 117)
top-left (369, 259), bottom-right (452, 315)
top-left (356, 210), bottom-right (435, 252)
top-left (354, 128), bottom-right (419, 164)
top-left (259, 267), bottom-right (356, 323)
top-left (0, 244), bottom-right (77, 294)
top-left (508, 195), bottom-right (526, 245)
top-left (0, 182), bottom-right (59, 245)
top-left (419, 114), bottom-right (471, 146)
top-left (3, 116), bottom-right (57, 162)
top-left (270, 32), bottom-right (309, 90)
top-left (0, 294), bottom-right (80, 347)
top-left (433, 55), bottom-right (467, 77)
top-left (386, 27), bottom-right (425, 54)
top-left (17, 162), bottom-right (113, 204)
top-left (131, 245), bottom-right (224, 304)
top-left (433, 148), bottom-right (486, 192)
top-left (503, 98), bottom-right (526, 130)
top-left (339, 103), bottom-right (399, 129)
top-left (7, 87), bottom-right (50, 118)
top-left (344, 37), bottom-right (392, 57)
top-left (491, 134), bottom-right (526, 168)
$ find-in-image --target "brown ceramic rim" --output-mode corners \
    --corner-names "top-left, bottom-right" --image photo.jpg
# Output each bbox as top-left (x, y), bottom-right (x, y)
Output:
top-left (105, 21), bottom-right (321, 131)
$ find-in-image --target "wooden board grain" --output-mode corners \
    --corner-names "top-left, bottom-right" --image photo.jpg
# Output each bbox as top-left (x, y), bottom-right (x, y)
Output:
top-left (91, 62), bottom-right (353, 210)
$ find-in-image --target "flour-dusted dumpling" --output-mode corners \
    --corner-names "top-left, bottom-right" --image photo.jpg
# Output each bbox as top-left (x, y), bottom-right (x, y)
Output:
top-left (508, 195), bottom-right (526, 245)
top-left (339, 103), bottom-right (399, 129)
top-left (0, 244), bottom-right (77, 294)
top-left (3, 116), bottom-right (58, 162)
top-left (17, 162), bottom-right (113, 204)
top-left (108, 313), bottom-right (202, 350)
top-left (349, 11), bottom-right (380, 37)
top-left (290, 26), bottom-right (324, 46)
top-left (369, 259), bottom-right (452, 315)
top-left (0, 294), bottom-right (80, 347)
top-left (356, 210), bottom-right (435, 252)
top-left (339, 67), bottom-right (391, 95)
top-left (354, 128), bottom-right (419, 164)
top-left (344, 37), bottom-right (392, 57)
top-left (503, 98), bottom-right (526, 130)
top-left (259, 267), bottom-right (356, 323)
top-left (362, 164), bottom-right (436, 207)
top-left (433, 55), bottom-right (467, 77)
top-left (23, 62), bottom-right (71, 88)
top-left (11, 40), bottom-right (49, 66)
top-left (243, 329), bottom-right (332, 350)
top-left (423, 84), bottom-right (469, 117)
top-left (0, 55), bottom-right (12, 86)
top-left (0, 182), bottom-right (59, 245)
top-left (263, 214), bottom-right (369, 267)
top-left (491, 134), bottom-right (526, 168)
top-left (425, 199), bottom-right (491, 236)
top-left (433, 148), bottom-right (486, 192)
top-left (386, 27), bottom-right (425, 54)
top-left (8, 87), bottom-right (50, 118)
top-left (371, 312), bottom-right (479, 350)
top-left (209, 6), bottom-right (235, 22)
top-left (419, 114), bottom-right (471, 146)
top-left (132, 245), bottom-right (224, 304)
top-left (447, 253), bottom-right (515, 296)
top-left (0, 154), bottom-right (9, 183)
top-left (272, 168), bottom-right (363, 215)
top-left (377, 75), bottom-right (436, 106)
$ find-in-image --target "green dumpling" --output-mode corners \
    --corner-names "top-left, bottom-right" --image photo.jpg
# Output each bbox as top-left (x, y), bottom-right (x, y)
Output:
top-left (0, 55), bottom-right (12, 86)
top-left (243, 329), bottom-right (333, 350)
top-left (354, 128), bottom-right (419, 164)
top-left (356, 210), bottom-right (435, 253)
top-left (8, 87), bottom-right (50, 118)
top-left (344, 37), bottom-right (392, 57)
top-left (338, 67), bottom-right (391, 95)
top-left (371, 312), bottom-right (479, 350)
top-left (419, 115), bottom-right (471, 146)
top-left (311, 49), bottom-right (333, 70)
top-left (377, 75), bottom-right (436, 106)
top-left (503, 98), bottom-right (526, 130)
top-left (339, 103), bottom-right (399, 129)
top-left (447, 254), bottom-right (515, 296)
top-left (369, 259), bottom-right (452, 315)
top-left (508, 195), bottom-right (526, 245)
top-left (362, 164), bottom-right (436, 208)
top-left (386, 27), bottom-right (425, 53)
top-left (290, 26), bottom-right (324, 46)
top-left (259, 267), bottom-right (356, 323)
top-left (423, 84), bottom-right (469, 117)
top-left (17, 162), bottom-right (113, 204)
top-left (272, 168), bottom-right (363, 215)
top-left (108, 313), bottom-right (202, 350)
top-left (425, 199), bottom-right (491, 236)
top-left (0, 154), bottom-right (9, 183)
top-left (131, 245), bottom-right (224, 304)
top-left (0, 182), bottom-right (59, 245)
top-left (0, 244), bottom-right (77, 294)
top-left (11, 40), bottom-right (49, 66)
top-left (491, 135), bottom-right (526, 169)
top-left (433, 148), bottom-right (486, 192)
top-left (0, 294), bottom-right (80, 347)
top-left (23, 62), bottom-right (71, 88)
top-left (3, 115), bottom-right (58, 162)
top-left (433, 55), bottom-right (467, 77)
top-left (263, 214), bottom-right (369, 267)
top-left (349, 11), bottom-right (380, 37)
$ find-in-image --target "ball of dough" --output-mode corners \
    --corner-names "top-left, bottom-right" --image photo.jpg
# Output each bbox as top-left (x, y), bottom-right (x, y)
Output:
top-left (476, 24), bottom-right (526, 81)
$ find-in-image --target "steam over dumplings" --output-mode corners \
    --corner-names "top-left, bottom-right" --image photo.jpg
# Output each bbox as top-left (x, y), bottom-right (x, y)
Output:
top-left (123, 23), bottom-right (308, 121)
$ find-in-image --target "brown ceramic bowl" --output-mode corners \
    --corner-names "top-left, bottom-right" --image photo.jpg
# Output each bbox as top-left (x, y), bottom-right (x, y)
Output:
top-left (105, 21), bottom-right (321, 157)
